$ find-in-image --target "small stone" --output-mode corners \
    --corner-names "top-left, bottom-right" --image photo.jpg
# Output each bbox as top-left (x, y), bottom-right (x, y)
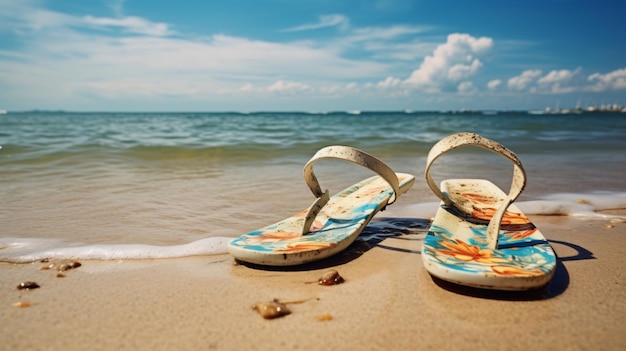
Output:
top-left (17, 281), bottom-right (40, 290)
top-left (252, 300), bottom-right (291, 319)
top-left (57, 261), bottom-right (81, 271)
top-left (318, 270), bottom-right (345, 286)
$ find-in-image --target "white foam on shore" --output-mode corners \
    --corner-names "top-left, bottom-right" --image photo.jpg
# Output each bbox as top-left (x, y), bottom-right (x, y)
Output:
top-left (1, 192), bottom-right (624, 264)
top-left (387, 191), bottom-right (626, 220)
top-left (0, 237), bottom-right (231, 264)
top-left (525, 192), bottom-right (626, 218)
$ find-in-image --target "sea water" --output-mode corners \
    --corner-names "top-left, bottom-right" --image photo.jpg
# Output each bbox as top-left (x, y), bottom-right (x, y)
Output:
top-left (1, 111), bottom-right (625, 262)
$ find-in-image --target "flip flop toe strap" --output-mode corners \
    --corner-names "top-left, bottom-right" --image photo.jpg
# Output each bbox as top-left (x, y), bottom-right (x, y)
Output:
top-left (301, 145), bottom-right (401, 234)
top-left (424, 132), bottom-right (527, 249)
top-left (300, 190), bottom-right (329, 235)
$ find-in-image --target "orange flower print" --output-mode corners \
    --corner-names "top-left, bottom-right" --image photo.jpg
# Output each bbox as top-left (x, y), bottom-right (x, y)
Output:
top-left (504, 228), bottom-right (537, 240)
top-left (243, 229), bottom-right (302, 245)
top-left (251, 218), bottom-right (325, 244)
top-left (261, 230), bottom-right (303, 240)
top-left (491, 265), bottom-right (544, 277)
top-left (461, 192), bottom-right (530, 225)
top-left (308, 220), bottom-right (325, 232)
top-left (275, 241), bottom-right (335, 253)
top-left (471, 206), bottom-right (530, 225)
top-left (433, 239), bottom-right (509, 264)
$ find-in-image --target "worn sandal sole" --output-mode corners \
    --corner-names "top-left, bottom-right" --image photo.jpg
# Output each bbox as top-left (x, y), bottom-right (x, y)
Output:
top-left (421, 133), bottom-right (556, 290)
top-left (229, 145), bottom-right (415, 266)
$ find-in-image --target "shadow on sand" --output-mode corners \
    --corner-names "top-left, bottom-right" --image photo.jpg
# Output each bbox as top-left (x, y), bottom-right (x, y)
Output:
top-left (236, 217), bottom-right (429, 271)
top-left (237, 217), bottom-right (596, 301)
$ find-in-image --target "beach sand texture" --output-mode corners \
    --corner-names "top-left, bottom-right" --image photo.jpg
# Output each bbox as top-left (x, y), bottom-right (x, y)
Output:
top-left (2, 211), bottom-right (625, 351)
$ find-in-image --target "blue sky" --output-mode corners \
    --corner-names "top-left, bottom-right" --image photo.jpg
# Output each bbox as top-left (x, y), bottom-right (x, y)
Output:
top-left (0, 0), bottom-right (625, 112)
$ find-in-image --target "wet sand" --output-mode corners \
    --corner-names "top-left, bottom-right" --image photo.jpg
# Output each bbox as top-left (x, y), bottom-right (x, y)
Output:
top-left (1, 211), bottom-right (625, 351)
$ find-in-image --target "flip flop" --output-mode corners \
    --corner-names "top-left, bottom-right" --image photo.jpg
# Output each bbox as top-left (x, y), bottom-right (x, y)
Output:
top-left (421, 132), bottom-right (556, 290)
top-left (229, 145), bottom-right (415, 266)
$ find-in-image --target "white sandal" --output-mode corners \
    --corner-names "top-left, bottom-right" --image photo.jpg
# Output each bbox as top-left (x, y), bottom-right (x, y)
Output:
top-left (229, 145), bottom-right (415, 266)
top-left (421, 132), bottom-right (556, 290)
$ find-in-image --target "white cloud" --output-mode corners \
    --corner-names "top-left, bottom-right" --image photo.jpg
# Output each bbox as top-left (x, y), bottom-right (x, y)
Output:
top-left (505, 68), bottom-right (584, 94)
top-left (587, 67), bottom-right (626, 92)
top-left (458, 81), bottom-right (477, 95)
top-left (346, 82), bottom-right (358, 90)
top-left (0, 15), bottom-right (389, 104)
top-left (535, 68), bottom-right (580, 94)
top-left (4, 1), bottom-right (624, 111)
top-left (364, 41), bottom-right (437, 62)
top-left (377, 76), bottom-right (402, 88)
top-left (507, 69), bottom-right (542, 91)
top-left (404, 33), bottom-right (493, 91)
top-left (538, 68), bottom-right (580, 85)
top-left (334, 25), bottom-right (433, 64)
top-left (283, 14), bottom-right (349, 32)
top-left (487, 79), bottom-right (501, 90)
top-left (13, 7), bottom-right (76, 31)
top-left (502, 66), bottom-right (626, 95)
top-left (239, 83), bottom-right (254, 92)
top-left (348, 25), bottom-right (427, 42)
top-left (447, 59), bottom-right (482, 81)
top-left (0, 0), bottom-right (169, 36)
top-left (80, 79), bottom-right (201, 98)
top-left (267, 80), bottom-right (311, 92)
top-left (82, 15), bottom-right (172, 36)
top-left (317, 82), bottom-right (364, 97)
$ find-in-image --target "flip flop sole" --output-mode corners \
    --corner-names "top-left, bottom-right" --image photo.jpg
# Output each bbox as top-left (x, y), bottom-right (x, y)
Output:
top-left (422, 179), bottom-right (557, 290)
top-left (229, 173), bottom-right (414, 266)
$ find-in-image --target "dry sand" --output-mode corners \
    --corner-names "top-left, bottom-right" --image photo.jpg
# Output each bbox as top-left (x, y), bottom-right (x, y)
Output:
top-left (2, 212), bottom-right (625, 351)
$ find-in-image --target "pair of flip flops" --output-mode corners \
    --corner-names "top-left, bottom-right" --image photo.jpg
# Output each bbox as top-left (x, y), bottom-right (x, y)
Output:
top-left (228, 133), bottom-right (556, 291)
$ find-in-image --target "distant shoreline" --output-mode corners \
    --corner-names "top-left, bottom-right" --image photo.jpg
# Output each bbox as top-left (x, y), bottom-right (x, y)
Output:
top-left (2, 108), bottom-right (625, 115)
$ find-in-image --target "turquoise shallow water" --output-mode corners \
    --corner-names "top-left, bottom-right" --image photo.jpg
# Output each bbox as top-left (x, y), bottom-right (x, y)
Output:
top-left (1, 111), bottom-right (626, 259)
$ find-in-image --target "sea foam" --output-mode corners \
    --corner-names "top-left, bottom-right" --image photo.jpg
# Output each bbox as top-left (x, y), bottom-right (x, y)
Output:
top-left (386, 191), bottom-right (626, 220)
top-left (1, 192), bottom-right (624, 264)
top-left (0, 237), bottom-right (231, 263)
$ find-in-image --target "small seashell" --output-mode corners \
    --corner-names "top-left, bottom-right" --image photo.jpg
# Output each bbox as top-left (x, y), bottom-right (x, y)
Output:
top-left (40, 263), bottom-right (55, 270)
top-left (252, 299), bottom-right (291, 319)
top-left (11, 301), bottom-right (31, 308)
top-left (56, 273), bottom-right (66, 278)
top-left (57, 261), bottom-right (81, 271)
top-left (317, 314), bottom-right (333, 321)
top-left (605, 224), bottom-right (615, 229)
top-left (318, 270), bottom-right (344, 286)
top-left (17, 281), bottom-right (40, 290)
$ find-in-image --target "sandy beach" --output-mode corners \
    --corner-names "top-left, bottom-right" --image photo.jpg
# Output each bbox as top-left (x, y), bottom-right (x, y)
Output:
top-left (2, 209), bottom-right (625, 351)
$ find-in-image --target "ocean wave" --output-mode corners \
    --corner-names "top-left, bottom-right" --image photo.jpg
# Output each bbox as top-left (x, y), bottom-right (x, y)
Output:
top-left (1, 192), bottom-right (623, 264)
top-left (0, 140), bottom-right (437, 167)
top-left (2, 112), bottom-right (625, 163)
